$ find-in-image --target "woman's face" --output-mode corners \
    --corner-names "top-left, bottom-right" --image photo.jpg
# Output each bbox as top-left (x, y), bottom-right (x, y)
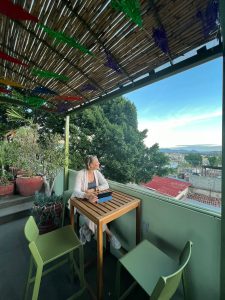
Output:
top-left (89, 158), bottom-right (100, 170)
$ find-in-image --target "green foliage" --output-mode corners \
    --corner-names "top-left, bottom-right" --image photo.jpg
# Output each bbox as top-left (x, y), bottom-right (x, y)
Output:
top-left (7, 125), bottom-right (40, 176)
top-left (0, 171), bottom-right (13, 186)
top-left (184, 153), bottom-right (203, 167)
top-left (39, 132), bottom-right (65, 192)
top-left (33, 192), bottom-right (63, 207)
top-left (1, 96), bottom-right (169, 185)
top-left (69, 97), bottom-right (169, 183)
top-left (208, 156), bottom-right (218, 166)
top-left (32, 192), bottom-right (63, 227)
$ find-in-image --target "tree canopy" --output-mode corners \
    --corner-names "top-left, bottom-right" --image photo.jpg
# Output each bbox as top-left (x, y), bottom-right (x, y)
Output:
top-left (69, 97), bottom-right (169, 183)
top-left (207, 156), bottom-right (219, 166)
top-left (184, 153), bottom-right (203, 167)
top-left (0, 97), bottom-right (169, 184)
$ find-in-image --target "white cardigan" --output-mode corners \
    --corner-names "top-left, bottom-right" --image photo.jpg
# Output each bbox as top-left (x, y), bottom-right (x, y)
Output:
top-left (72, 169), bottom-right (109, 199)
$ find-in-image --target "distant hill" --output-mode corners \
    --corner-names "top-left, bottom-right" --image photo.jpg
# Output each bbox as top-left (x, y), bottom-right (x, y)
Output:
top-left (160, 144), bottom-right (222, 154)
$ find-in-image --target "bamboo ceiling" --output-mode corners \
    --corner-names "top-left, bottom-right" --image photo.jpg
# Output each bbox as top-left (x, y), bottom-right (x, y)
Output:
top-left (0, 0), bottom-right (221, 114)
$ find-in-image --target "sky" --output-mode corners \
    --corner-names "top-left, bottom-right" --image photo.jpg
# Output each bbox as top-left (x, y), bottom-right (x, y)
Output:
top-left (125, 57), bottom-right (222, 148)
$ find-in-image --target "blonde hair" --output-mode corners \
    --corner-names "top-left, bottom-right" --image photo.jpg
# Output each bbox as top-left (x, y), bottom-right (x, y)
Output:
top-left (84, 155), bottom-right (98, 170)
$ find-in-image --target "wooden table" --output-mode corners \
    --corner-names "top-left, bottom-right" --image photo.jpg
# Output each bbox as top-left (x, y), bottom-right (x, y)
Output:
top-left (70, 190), bottom-right (141, 300)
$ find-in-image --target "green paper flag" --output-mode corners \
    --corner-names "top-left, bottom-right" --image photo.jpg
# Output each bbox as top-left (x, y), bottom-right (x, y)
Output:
top-left (111, 0), bottom-right (143, 27)
top-left (38, 24), bottom-right (94, 55)
top-left (24, 96), bottom-right (46, 107)
top-left (32, 68), bottom-right (69, 81)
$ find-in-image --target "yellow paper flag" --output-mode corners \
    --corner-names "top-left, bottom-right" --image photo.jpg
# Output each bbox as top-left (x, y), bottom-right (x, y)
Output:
top-left (0, 78), bottom-right (23, 88)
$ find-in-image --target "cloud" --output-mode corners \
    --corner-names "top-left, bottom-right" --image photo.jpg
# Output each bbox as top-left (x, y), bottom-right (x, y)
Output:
top-left (139, 110), bottom-right (222, 130)
top-left (138, 109), bottom-right (222, 147)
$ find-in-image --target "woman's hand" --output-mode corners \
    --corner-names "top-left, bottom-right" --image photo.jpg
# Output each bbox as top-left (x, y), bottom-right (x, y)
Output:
top-left (85, 192), bottom-right (98, 203)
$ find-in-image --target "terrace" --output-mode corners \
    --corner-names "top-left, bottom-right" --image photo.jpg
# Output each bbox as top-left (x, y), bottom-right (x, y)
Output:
top-left (0, 1), bottom-right (224, 300)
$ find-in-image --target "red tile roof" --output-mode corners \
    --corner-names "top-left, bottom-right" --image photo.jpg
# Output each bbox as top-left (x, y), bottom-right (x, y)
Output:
top-left (142, 176), bottom-right (191, 197)
top-left (186, 193), bottom-right (221, 207)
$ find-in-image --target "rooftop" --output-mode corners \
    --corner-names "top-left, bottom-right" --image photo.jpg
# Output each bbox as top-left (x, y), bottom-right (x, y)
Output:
top-left (142, 176), bottom-right (191, 198)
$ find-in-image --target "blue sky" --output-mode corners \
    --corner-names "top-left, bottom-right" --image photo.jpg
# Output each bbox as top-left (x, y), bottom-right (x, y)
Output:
top-left (125, 57), bottom-right (222, 148)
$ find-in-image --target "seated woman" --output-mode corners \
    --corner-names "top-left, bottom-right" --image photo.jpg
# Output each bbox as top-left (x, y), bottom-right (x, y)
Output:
top-left (71, 155), bottom-right (121, 249)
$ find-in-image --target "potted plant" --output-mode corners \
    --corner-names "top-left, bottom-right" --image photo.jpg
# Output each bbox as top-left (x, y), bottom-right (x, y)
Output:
top-left (0, 141), bottom-right (15, 196)
top-left (6, 125), bottom-right (43, 196)
top-left (32, 192), bottom-right (64, 234)
top-left (5, 109), bottom-right (65, 232)
top-left (0, 172), bottom-right (14, 196)
top-left (31, 132), bottom-right (65, 233)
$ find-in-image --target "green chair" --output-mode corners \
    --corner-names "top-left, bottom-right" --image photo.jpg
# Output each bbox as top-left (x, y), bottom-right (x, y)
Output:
top-left (115, 240), bottom-right (193, 300)
top-left (24, 216), bottom-right (85, 300)
top-left (61, 189), bottom-right (73, 226)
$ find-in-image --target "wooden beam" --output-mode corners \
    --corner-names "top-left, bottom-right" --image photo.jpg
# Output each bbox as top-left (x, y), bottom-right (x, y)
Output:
top-left (68, 44), bottom-right (222, 114)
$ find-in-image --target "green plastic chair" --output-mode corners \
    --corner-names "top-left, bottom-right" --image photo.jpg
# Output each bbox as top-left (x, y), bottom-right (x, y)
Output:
top-left (115, 240), bottom-right (193, 300)
top-left (24, 216), bottom-right (85, 300)
top-left (61, 189), bottom-right (73, 226)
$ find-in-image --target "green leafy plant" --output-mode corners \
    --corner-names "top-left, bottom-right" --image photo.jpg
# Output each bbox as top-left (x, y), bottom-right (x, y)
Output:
top-left (0, 172), bottom-right (13, 186)
top-left (6, 109), bottom-right (65, 195)
top-left (6, 125), bottom-right (41, 177)
top-left (32, 192), bottom-right (64, 230)
top-left (39, 132), bottom-right (64, 196)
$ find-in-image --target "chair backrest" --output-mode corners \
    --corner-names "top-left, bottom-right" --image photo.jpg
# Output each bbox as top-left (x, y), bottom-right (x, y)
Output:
top-left (24, 216), bottom-right (39, 242)
top-left (29, 241), bottom-right (43, 267)
top-left (62, 189), bottom-right (73, 203)
top-left (151, 241), bottom-right (193, 300)
top-left (62, 189), bottom-right (73, 226)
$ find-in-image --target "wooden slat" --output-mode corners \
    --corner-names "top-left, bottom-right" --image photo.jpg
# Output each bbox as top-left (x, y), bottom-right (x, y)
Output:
top-left (0, 0), bottom-right (217, 113)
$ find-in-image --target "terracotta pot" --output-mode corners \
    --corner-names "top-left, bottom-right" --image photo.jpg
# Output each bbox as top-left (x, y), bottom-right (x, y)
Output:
top-left (16, 176), bottom-right (43, 196)
top-left (0, 182), bottom-right (14, 196)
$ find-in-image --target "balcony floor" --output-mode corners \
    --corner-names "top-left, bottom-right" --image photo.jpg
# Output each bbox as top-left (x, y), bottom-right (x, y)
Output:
top-left (0, 217), bottom-right (148, 300)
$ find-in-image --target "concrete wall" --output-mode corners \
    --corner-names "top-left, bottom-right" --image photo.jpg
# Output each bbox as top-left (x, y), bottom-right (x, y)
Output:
top-left (56, 170), bottom-right (221, 300)
top-left (189, 175), bottom-right (221, 192)
top-left (190, 187), bottom-right (221, 199)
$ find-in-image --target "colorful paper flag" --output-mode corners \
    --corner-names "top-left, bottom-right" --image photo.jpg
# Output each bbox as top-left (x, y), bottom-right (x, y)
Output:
top-left (0, 0), bottom-right (38, 22)
top-left (0, 78), bottom-right (23, 88)
top-left (0, 50), bottom-right (28, 66)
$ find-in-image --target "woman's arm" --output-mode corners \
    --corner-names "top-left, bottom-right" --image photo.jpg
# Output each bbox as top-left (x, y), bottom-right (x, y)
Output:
top-left (72, 170), bottom-right (98, 202)
top-left (96, 170), bottom-right (109, 191)
top-left (71, 171), bottom-right (86, 198)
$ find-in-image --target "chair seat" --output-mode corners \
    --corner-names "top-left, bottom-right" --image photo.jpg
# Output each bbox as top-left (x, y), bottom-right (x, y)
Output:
top-left (119, 240), bottom-right (178, 295)
top-left (36, 225), bottom-right (81, 264)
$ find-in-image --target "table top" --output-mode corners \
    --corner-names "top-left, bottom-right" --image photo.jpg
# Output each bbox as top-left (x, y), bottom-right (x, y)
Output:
top-left (70, 190), bottom-right (140, 224)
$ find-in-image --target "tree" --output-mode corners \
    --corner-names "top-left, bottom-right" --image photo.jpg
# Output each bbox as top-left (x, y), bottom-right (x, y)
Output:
top-left (208, 156), bottom-right (218, 166)
top-left (184, 153), bottom-right (202, 172)
top-left (69, 97), bottom-right (169, 183)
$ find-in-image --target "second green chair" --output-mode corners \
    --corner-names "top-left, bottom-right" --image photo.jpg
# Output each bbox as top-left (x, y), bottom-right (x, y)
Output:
top-left (115, 239), bottom-right (193, 300)
top-left (24, 216), bottom-right (85, 300)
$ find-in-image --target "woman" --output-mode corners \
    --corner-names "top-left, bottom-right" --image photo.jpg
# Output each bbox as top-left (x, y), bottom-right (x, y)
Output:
top-left (71, 155), bottom-right (121, 249)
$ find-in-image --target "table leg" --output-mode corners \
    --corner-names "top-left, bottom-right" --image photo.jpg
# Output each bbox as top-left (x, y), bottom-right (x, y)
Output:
top-left (97, 221), bottom-right (103, 300)
top-left (136, 203), bottom-right (141, 244)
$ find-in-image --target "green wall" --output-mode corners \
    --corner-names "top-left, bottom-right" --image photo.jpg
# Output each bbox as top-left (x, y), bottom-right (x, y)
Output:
top-left (109, 180), bottom-right (220, 300)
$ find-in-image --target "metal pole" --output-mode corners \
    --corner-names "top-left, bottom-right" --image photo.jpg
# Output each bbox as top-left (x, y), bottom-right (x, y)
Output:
top-left (220, 0), bottom-right (225, 298)
top-left (64, 115), bottom-right (70, 191)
